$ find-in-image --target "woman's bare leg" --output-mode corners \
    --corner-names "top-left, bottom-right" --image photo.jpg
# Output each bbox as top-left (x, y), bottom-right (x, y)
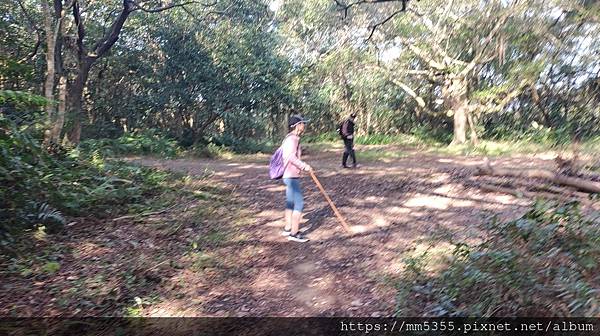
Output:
top-left (284, 209), bottom-right (292, 231)
top-left (291, 211), bottom-right (302, 235)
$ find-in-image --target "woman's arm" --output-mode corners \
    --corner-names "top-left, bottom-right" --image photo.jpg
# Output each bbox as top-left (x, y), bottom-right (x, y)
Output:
top-left (282, 135), bottom-right (307, 170)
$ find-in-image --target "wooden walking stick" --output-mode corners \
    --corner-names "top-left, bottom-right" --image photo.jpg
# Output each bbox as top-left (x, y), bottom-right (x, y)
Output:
top-left (309, 170), bottom-right (351, 232)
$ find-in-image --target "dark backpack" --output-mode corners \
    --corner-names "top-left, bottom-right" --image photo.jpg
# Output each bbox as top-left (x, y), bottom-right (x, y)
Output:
top-left (337, 121), bottom-right (346, 139)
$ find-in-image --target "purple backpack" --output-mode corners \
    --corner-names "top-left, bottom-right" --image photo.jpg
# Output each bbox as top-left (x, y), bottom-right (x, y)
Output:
top-left (269, 146), bottom-right (286, 179)
top-left (269, 134), bottom-right (297, 180)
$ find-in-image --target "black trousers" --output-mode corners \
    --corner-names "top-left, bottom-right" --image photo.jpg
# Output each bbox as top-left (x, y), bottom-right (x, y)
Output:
top-left (342, 138), bottom-right (356, 166)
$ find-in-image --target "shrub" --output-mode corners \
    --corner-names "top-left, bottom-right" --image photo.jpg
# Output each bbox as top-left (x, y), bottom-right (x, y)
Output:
top-left (396, 199), bottom-right (600, 317)
top-left (190, 143), bottom-right (233, 159)
top-left (304, 131), bottom-right (340, 143)
top-left (0, 116), bottom-right (174, 251)
top-left (80, 129), bottom-right (179, 158)
top-left (209, 134), bottom-right (271, 154)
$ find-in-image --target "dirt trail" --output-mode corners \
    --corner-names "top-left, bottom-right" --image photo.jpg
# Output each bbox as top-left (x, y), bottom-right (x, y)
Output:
top-left (4, 145), bottom-right (576, 317)
top-left (128, 145), bottom-right (549, 317)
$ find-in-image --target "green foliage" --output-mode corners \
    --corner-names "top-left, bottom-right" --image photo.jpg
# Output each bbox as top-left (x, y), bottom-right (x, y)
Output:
top-left (85, 1), bottom-right (293, 146)
top-left (356, 128), bottom-right (451, 146)
top-left (5, 0), bottom-right (600, 149)
top-left (0, 90), bottom-right (48, 109)
top-left (486, 121), bottom-right (582, 146)
top-left (304, 131), bottom-right (340, 143)
top-left (80, 129), bottom-right (179, 157)
top-left (42, 261), bottom-right (61, 274)
top-left (0, 115), bottom-right (175, 251)
top-left (306, 126), bottom-right (452, 146)
top-left (190, 143), bottom-right (233, 159)
top-left (472, 84), bottom-right (512, 101)
top-left (209, 134), bottom-right (272, 154)
top-left (0, 90), bottom-right (48, 129)
top-left (396, 200), bottom-right (600, 317)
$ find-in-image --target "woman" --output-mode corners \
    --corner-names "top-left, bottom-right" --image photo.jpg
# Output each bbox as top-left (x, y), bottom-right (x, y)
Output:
top-left (281, 115), bottom-right (312, 242)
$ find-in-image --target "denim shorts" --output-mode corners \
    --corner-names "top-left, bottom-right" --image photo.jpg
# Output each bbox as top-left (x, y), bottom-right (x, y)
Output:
top-left (283, 178), bottom-right (304, 212)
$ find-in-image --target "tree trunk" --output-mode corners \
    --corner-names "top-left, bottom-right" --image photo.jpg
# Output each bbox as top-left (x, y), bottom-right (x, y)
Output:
top-left (51, 74), bottom-right (67, 143)
top-left (281, 113), bottom-right (288, 137)
top-left (194, 111), bottom-right (221, 139)
top-left (41, 0), bottom-right (63, 145)
top-left (43, 33), bottom-right (56, 121)
top-left (67, 60), bottom-right (91, 144)
top-left (366, 107), bottom-right (371, 135)
top-left (466, 111), bottom-right (479, 145)
top-left (445, 78), bottom-right (469, 145)
top-left (452, 106), bottom-right (467, 144)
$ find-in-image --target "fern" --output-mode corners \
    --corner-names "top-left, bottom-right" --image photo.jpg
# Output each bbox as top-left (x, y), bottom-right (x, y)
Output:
top-left (35, 203), bottom-right (66, 226)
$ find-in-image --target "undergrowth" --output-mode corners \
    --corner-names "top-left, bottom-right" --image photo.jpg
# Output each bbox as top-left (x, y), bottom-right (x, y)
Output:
top-left (80, 129), bottom-right (179, 158)
top-left (304, 128), bottom-right (448, 146)
top-left (395, 199), bottom-right (600, 317)
top-left (0, 116), bottom-right (179, 252)
top-left (80, 131), bottom-right (273, 159)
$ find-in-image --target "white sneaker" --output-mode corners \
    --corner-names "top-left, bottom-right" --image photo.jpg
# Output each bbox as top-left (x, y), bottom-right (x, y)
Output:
top-left (281, 229), bottom-right (292, 236)
top-left (288, 233), bottom-right (309, 243)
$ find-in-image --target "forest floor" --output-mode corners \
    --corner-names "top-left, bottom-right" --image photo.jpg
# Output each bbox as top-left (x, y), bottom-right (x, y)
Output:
top-left (2, 143), bottom-right (599, 316)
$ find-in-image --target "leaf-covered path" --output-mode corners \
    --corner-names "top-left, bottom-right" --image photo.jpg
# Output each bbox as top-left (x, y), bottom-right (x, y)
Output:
top-left (4, 145), bottom-right (581, 317)
top-left (128, 145), bottom-right (544, 317)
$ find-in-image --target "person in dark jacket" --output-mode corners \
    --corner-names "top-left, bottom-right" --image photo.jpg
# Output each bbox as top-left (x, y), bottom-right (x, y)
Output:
top-left (340, 113), bottom-right (357, 168)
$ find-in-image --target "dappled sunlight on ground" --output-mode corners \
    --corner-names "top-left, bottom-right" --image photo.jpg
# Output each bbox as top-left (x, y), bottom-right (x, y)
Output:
top-left (261, 185), bottom-right (286, 193)
top-left (404, 194), bottom-right (452, 210)
top-left (72, 242), bottom-right (113, 259)
top-left (251, 269), bottom-right (291, 292)
top-left (15, 147), bottom-right (593, 317)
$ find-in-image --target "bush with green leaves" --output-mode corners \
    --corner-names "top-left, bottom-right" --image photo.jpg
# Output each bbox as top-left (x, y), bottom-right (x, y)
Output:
top-left (304, 131), bottom-right (340, 143)
top-left (396, 199), bottom-right (600, 317)
top-left (209, 134), bottom-right (271, 154)
top-left (80, 128), bottom-right (179, 157)
top-left (0, 116), bottom-right (174, 251)
top-left (0, 91), bottom-right (48, 138)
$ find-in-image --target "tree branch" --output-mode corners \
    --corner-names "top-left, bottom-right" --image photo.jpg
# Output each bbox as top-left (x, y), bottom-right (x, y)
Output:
top-left (397, 38), bottom-right (446, 71)
top-left (91, 0), bottom-right (216, 59)
top-left (16, 0), bottom-right (42, 62)
top-left (90, 0), bottom-right (138, 59)
top-left (479, 79), bottom-right (530, 113)
top-left (54, 0), bottom-right (64, 16)
top-left (130, 0), bottom-right (214, 13)
top-left (73, 0), bottom-right (87, 58)
top-left (333, 0), bottom-right (351, 19)
top-left (335, 0), bottom-right (413, 19)
top-left (17, 0), bottom-right (40, 32)
top-left (181, 3), bottom-right (230, 22)
top-left (366, 8), bottom-right (404, 41)
top-left (404, 8), bottom-right (467, 68)
top-left (369, 63), bottom-right (431, 109)
top-left (459, 2), bottom-right (519, 78)
top-left (21, 36), bottom-right (42, 62)
top-left (390, 78), bottom-right (427, 108)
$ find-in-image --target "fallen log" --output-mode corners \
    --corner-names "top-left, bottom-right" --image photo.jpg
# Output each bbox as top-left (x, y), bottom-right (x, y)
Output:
top-left (532, 184), bottom-right (590, 199)
top-left (477, 183), bottom-right (590, 205)
top-left (478, 184), bottom-right (555, 200)
top-left (476, 162), bottom-right (600, 194)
